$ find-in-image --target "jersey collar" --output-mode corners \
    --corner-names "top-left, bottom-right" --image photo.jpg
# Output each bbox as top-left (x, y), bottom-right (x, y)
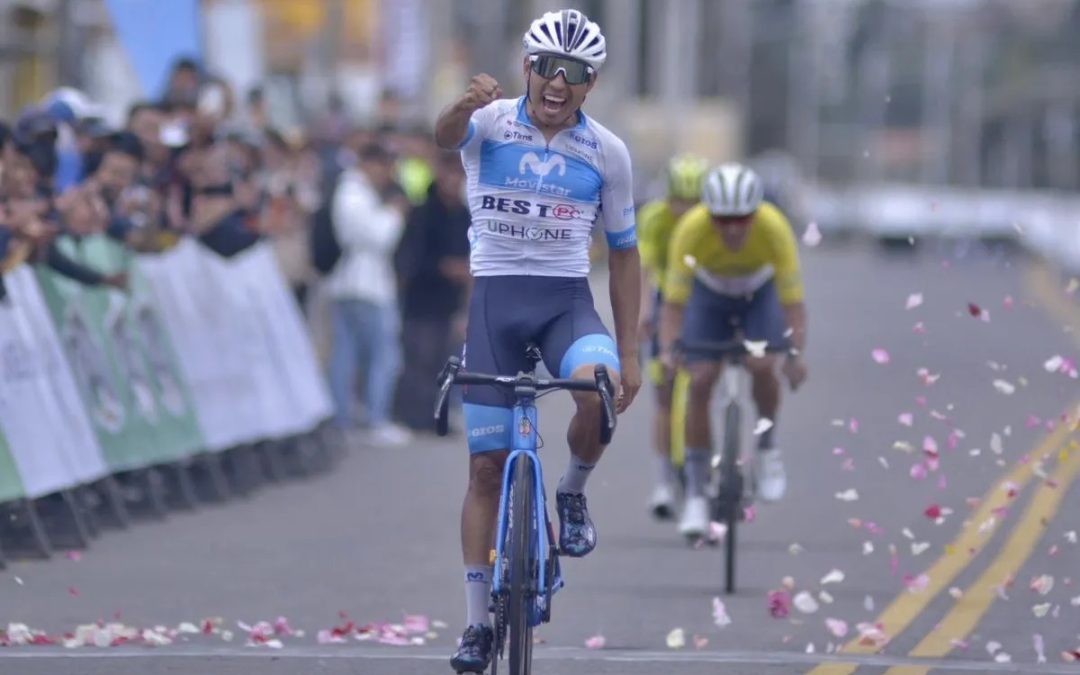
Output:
top-left (515, 96), bottom-right (587, 130)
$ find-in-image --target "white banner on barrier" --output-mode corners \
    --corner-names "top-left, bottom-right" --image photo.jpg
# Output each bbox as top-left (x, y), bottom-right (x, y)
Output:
top-left (232, 244), bottom-right (333, 433)
top-left (0, 267), bottom-right (108, 497)
top-left (138, 239), bottom-right (331, 450)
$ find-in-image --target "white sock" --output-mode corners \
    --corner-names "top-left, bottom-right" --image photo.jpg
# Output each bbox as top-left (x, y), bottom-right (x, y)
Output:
top-left (684, 447), bottom-right (711, 497)
top-left (656, 454), bottom-right (678, 486)
top-left (464, 565), bottom-right (493, 628)
top-left (557, 454), bottom-right (596, 495)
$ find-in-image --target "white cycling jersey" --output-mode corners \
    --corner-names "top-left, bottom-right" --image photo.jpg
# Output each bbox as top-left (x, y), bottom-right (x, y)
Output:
top-left (456, 97), bottom-right (637, 277)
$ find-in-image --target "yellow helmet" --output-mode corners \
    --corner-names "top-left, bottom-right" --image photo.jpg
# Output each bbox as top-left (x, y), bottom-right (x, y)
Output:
top-left (666, 153), bottom-right (709, 202)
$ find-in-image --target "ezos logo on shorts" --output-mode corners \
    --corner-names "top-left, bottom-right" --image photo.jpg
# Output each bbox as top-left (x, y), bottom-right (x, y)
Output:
top-left (470, 424), bottom-right (505, 438)
top-left (481, 195), bottom-right (581, 221)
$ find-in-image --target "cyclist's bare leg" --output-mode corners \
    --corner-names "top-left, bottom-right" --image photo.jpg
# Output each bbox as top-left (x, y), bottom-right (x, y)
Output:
top-left (745, 355), bottom-right (780, 448)
top-left (462, 450), bottom-right (508, 564)
top-left (565, 365), bottom-right (622, 467)
top-left (684, 361), bottom-right (721, 496)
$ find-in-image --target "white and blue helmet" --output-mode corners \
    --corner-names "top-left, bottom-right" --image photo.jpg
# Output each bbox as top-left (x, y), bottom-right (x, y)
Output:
top-left (523, 9), bottom-right (607, 71)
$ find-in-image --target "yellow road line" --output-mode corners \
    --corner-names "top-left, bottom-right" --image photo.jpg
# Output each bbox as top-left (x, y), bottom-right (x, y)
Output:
top-left (804, 422), bottom-right (1071, 675)
top-left (881, 438), bottom-right (1080, 675)
top-left (1026, 264), bottom-right (1080, 342)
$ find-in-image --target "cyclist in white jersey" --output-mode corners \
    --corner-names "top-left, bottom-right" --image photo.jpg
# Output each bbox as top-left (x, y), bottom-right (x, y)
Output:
top-left (434, 8), bottom-right (642, 673)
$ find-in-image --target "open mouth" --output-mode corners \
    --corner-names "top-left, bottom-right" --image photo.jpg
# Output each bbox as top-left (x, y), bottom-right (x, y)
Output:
top-left (542, 93), bottom-right (567, 115)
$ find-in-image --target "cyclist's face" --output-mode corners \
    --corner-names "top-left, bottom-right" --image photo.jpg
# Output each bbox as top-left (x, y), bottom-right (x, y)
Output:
top-left (523, 56), bottom-right (595, 129)
top-left (711, 214), bottom-right (753, 250)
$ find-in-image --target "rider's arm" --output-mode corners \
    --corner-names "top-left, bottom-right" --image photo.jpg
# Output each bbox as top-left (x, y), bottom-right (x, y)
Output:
top-left (657, 212), bottom-right (697, 357)
top-left (434, 87), bottom-right (502, 151)
top-left (635, 201), bottom-right (663, 326)
top-left (767, 204), bottom-right (807, 354)
top-left (434, 99), bottom-right (478, 150)
top-left (599, 136), bottom-right (640, 360)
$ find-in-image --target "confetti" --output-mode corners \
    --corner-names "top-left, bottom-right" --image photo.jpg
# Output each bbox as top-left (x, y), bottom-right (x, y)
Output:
top-left (1030, 575), bottom-right (1054, 596)
top-left (968, 302), bottom-right (989, 321)
top-left (835, 489), bottom-right (859, 502)
top-left (949, 587), bottom-right (963, 599)
top-left (991, 433), bottom-right (1004, 454)
top-left (924, 504), bottom-right (942, 520)
top-left (993, 380), bottom-right (1016, 395)
top-left (802, 222), bottom-right (822, 247)
top-left (767, 590), bottom-right (791, 618)
top-left (1045, 355), bottom-right (1065, 373)
top-left (585, 635), bottom-right (606, 649)
top-left (825, 618), bottom-right (849, 638)
top-left (789, 542), bottom-right (804, 555)
top-left (910, 463), bottom-right (928, 480)
top-left (864, 596), bottom-right (875, 612)
top-left (713, 597), bottom-right (732, 628)
top-left (862, 541), bottom-right (874, 555)
top-left (821, 569), bottom-right (845, 585)
top-left (794, 591), bottom-right (820, 614)
top-left (905, 574), bottom-right (930, 592)
top-left (754, 418), bottom-right (774, 436)
top-left (666, 627), bottom-right (685, 649)
top-left (911, 542), bottom-right (930, 556)
top-left (898, 412), bottom-right (914, 426)
top-left (1033, 603), bottom-right (1051, 617)
top-left (871, 349), bottom-right (891, 364)
top-left (819, 590), bottom-right (834, 604)
top-left (1034, 634), bottom-right (1046, 663)
top-left (913, 321), bottom-right (927, 334)
top-left (906, 293), bottom-right (923, 310)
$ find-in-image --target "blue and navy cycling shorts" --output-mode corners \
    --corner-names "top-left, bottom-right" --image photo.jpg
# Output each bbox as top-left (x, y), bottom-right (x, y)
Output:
top-left (462, 276), bottom-right (621, 453)
top-left (681, 279), bottom-right (787, 362)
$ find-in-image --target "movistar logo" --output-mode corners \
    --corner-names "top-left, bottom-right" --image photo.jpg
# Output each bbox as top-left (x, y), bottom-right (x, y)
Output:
top-left (519, 152), bottom-right (566, 178)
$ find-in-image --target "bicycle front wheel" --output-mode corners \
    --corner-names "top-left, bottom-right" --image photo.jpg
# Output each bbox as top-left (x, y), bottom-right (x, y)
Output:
top-left (721, 401), bottom-right (742, 595)
top-left (508, 454), bottom-right (534, 674)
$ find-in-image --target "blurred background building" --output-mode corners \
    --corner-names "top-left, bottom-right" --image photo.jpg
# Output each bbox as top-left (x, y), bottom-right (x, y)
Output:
top-left (1, 0), bottom-right (1079, 255)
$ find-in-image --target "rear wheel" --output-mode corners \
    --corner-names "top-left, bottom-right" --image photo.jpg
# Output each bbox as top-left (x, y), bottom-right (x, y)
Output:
top-left (508, 455), bottom-right (534, 674)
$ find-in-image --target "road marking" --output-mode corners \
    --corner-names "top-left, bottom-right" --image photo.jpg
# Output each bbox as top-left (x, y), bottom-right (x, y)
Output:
top-left (880, 436), bottom-right (1080, 675)
top-left (1027, 264), bottom-right (1080, 344)
top-left (804, 420), bottom-right (1072, 675)
top-left (2, 644), bottom-right (1080, 673)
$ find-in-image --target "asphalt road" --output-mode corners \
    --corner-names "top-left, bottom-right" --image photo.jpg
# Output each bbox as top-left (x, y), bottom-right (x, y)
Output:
top-left (1, 236), bottom-right (1078, 675)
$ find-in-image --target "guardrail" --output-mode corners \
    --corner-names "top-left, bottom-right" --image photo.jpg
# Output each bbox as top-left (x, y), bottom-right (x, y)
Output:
top-left (0, 237), bottom-right (337, 565)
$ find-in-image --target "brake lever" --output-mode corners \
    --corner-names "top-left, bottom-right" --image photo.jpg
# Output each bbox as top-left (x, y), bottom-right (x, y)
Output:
top-left (434, 357), bottom-right (462, 436)
top-left (594, 364), bottom-right (616, 445)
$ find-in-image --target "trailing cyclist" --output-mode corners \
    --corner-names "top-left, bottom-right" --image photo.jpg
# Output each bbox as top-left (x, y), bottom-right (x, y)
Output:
top-left (433, 8), bottom-right (642, 673)
top-left (656, 162), bottom-right (808, 539)
top-left (636, 154), bottom-right (708, 520)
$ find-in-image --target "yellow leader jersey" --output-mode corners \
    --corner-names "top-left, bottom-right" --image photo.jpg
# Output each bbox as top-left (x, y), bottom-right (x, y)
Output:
top-left (636, 199), bottom-right (680, 282)
top-left (663, 201), bottom-right (804, 306)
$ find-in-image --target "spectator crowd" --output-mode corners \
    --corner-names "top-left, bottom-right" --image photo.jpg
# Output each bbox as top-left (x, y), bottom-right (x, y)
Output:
top-left (0, 57), bottom-right (474, 448)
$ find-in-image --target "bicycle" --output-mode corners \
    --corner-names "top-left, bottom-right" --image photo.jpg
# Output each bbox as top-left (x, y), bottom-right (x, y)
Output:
top-left (434, 343), bottom-right (617, 675)
top-left (674, 330), bottom-right (788, 595)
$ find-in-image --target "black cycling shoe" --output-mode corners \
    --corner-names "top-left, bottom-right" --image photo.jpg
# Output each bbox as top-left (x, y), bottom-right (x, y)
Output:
top-left (556, 491), bottom-right (597, 557)
top-left (450, 624), bottom-right (494, 673)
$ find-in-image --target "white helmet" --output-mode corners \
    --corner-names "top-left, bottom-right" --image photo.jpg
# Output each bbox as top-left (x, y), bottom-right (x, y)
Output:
top-left (702, 163), bottom-right (765, 217)
top-left (523, 9), bottom-right (607, 71)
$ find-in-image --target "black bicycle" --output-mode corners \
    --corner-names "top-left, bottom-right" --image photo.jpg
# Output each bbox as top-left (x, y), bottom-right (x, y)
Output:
top-left (435, 343), bottom-right (616, 675)
top-left (675, 334), bottom-right (788, 594)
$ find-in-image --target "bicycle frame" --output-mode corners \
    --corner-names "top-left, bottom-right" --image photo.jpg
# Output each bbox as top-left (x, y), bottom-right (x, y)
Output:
top-left (491, 399), bottom-right (563, 627)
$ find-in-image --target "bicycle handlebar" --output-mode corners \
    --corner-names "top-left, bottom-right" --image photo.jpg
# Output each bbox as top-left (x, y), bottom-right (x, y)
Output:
top-left (433, 356), bottom-right (618, 445)
top-left (674, 338), bottom-right (791, 359)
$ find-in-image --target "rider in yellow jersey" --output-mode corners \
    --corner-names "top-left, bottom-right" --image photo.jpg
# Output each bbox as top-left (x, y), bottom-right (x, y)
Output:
top-left (657, 162), bottom-right (809, 538)
top-left (636, 153), bottom-right (708, 520)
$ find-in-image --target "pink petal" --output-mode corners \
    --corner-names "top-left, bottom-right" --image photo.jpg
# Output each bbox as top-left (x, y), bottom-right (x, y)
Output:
top-left (849, 418), bottom-right (859, 434)
top-left (913, 321), bottom-right (927, 334)
top-left (767, 590), bottom-right (791, 618)
top-left (937, 473), bottom-right (948, 490)
top-left (585, 635), bottom-right (606, 649)
top-left (825, 618), bottom-right (849, 638)
top-left (898, 412), bottom-right (914, 426)
top-left (743, 505), bottom-right (757, 522)
top-left (402, 614), bottom-right (429, 634)
top-left (905, 293), bottom-right (923, 310)
top-left (923, 436), bottom-right (939, 455)
top-left (915, 396), bottom-right (928, 407)
top-left (65, 551), bottom-right (82, 562)
top-left (871, 349), bottom-right (891, 364)
top-left (910, 463), bottom-right (928, 480)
